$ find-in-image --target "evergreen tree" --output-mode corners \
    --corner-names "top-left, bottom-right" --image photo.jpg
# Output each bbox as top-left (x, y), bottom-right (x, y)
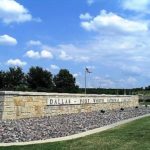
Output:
top-left (0, 71), bottom-right (5, 89)
top-left (53, 69), bottom-right (79, 93)
top-left (4, 67), bottom-right (27, 91)
top-left (27, 66), bottom-right (54, 91)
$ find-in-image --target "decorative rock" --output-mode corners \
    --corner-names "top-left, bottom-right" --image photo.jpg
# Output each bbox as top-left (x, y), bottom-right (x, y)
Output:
top-left (0, 106), bottom-right (150, 143)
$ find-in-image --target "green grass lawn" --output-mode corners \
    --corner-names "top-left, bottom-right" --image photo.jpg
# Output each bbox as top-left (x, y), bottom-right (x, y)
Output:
top-left (0, 116), bottom-right (150, 150)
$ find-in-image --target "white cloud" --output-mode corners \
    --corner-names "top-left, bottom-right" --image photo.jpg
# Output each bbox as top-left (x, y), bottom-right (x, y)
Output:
top-left (129, 56), bottom-right (147, 62)
top-left (122, 0), bottom-right (150, 13)
top-left (49, 18), bottom-right (150, 88)
top-left (80, 13), bottom-right (92, 20)
top-left (27, 40), bottom-right (42, 46)
top-left (76, 56), bottom-right (90, 62)
top-left (0, 34), bottom-right (17, 45)
top-left (33, 17), bottom-right (42, 23)
top-left (20, 7), bottom-right (150, 88)
top-left (126, 77), bottom-right (137, 84)
top-left (41, 50), bottom-right (53, 59)
top-left (59, 51), bottom-right (72, 60)
top-left (93, 76), bottom-right (138, 88)
top-left (87, 0), bottom-right (95, 5)
top-left (73, 73), bottom-right (79, 78)
top-left (81, 10), bottom-right (148, 33)
top-left (94, 76), bottom-right (115, 88)
top-left (118, 77), bottom-right (137, 88)
top-left (120, 64), bottom-right (142, 75)
top-left (37, 43), bottom-right (91, 63)
top-left (7, 59), bottom-right (27, 66)
top-left (25, 50), bottom-right (53, 59)
top-left (56, 44), bottom-right (91, 62)
top-left (25, 50), bottom-right (40, 59)
top-left (0, 0), bottom-right (33, 24)
top-left (50, 64), bottom-right (60, 70)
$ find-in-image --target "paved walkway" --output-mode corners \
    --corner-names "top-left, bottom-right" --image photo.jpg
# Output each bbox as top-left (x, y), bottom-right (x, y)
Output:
top-left (0, 113), bottom-right (150, 147)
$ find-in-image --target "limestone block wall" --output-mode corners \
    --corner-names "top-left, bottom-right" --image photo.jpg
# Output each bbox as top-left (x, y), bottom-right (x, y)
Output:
top-left (0, 96), bottom-right (4, 119)
top-left (0, 91), bottom-right (139, 120)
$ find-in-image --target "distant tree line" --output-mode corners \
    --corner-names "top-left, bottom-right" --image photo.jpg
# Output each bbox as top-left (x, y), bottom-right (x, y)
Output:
top-left (1, 66), bottom-right (150, 95)
top-left (0, 66), bottom-right (79, 93)
top-left (78, 88), bottom-right (144, 95)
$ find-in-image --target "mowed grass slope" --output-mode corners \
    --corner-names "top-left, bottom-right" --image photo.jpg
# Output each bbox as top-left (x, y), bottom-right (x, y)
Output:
top-left (0, 116), bottom-right (150, 150)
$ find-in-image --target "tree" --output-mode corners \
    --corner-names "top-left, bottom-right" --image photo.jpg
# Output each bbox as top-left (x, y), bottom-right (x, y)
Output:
top-left (4, 67), bottom-right (27, 91)
top-left (0, 71), bottom-right (5, 89)
top-left (53, 69), bottom-right (79, 93)
top-left (27, 66), bottom-right (54, 91)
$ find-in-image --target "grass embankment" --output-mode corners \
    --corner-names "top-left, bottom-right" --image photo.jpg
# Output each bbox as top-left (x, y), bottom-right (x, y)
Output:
top-left (0, 116), bottom-right (150, 150)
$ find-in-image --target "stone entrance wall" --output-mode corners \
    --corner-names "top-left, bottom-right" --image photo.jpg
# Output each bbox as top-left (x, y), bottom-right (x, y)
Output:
top-left (0, 91), bottom-right (139, 120)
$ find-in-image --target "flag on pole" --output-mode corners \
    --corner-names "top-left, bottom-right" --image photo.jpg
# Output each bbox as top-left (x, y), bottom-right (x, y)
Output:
top-left (85, 67), bottom-right (92, 73)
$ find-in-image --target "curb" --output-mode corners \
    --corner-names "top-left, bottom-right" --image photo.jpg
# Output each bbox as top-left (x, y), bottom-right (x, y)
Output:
top-left (0, 113), bottom-right (150, 147)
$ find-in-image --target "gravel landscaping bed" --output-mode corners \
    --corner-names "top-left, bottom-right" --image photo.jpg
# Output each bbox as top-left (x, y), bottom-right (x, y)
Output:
top-left (0, 106), bottom-right (150, 143)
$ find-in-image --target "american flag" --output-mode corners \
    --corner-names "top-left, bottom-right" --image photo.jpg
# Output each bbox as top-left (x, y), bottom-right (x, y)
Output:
top-left (85, 67), bottom-right (92, 73)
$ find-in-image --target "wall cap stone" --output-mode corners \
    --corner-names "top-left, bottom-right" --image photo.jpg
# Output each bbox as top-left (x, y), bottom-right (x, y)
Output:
top-left (0, 91), bottom-right (138, 97)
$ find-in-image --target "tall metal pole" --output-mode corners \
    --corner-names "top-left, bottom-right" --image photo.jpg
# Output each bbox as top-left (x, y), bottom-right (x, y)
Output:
top-left (116, 89), bottom-right (118, 95)
top-left (85, 68), bottom-right (86, 95)
top-left (124, 88), bottom-right (126, 95)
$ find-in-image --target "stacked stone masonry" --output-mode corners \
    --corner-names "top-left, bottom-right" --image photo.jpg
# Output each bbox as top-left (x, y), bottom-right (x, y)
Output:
top-left (0, 91), bottom-right (139, 120)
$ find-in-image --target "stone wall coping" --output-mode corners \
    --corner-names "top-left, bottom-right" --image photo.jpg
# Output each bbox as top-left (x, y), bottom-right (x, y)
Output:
top-left (0, 91), bottom-right (137, 97)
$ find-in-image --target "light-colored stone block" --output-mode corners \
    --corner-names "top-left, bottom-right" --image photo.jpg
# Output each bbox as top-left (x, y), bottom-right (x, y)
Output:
top-left (0, 91), bottom-right (139, 120)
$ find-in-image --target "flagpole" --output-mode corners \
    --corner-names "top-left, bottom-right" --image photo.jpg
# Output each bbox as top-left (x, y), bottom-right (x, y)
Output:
top-left (124, 88), bottom-right (126, 95)
top-left (85, 67), bottom-right (86, 95)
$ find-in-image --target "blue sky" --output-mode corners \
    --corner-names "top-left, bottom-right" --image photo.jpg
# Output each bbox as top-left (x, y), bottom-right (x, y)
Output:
top-left (0, 0), bottom-right (150, 88)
